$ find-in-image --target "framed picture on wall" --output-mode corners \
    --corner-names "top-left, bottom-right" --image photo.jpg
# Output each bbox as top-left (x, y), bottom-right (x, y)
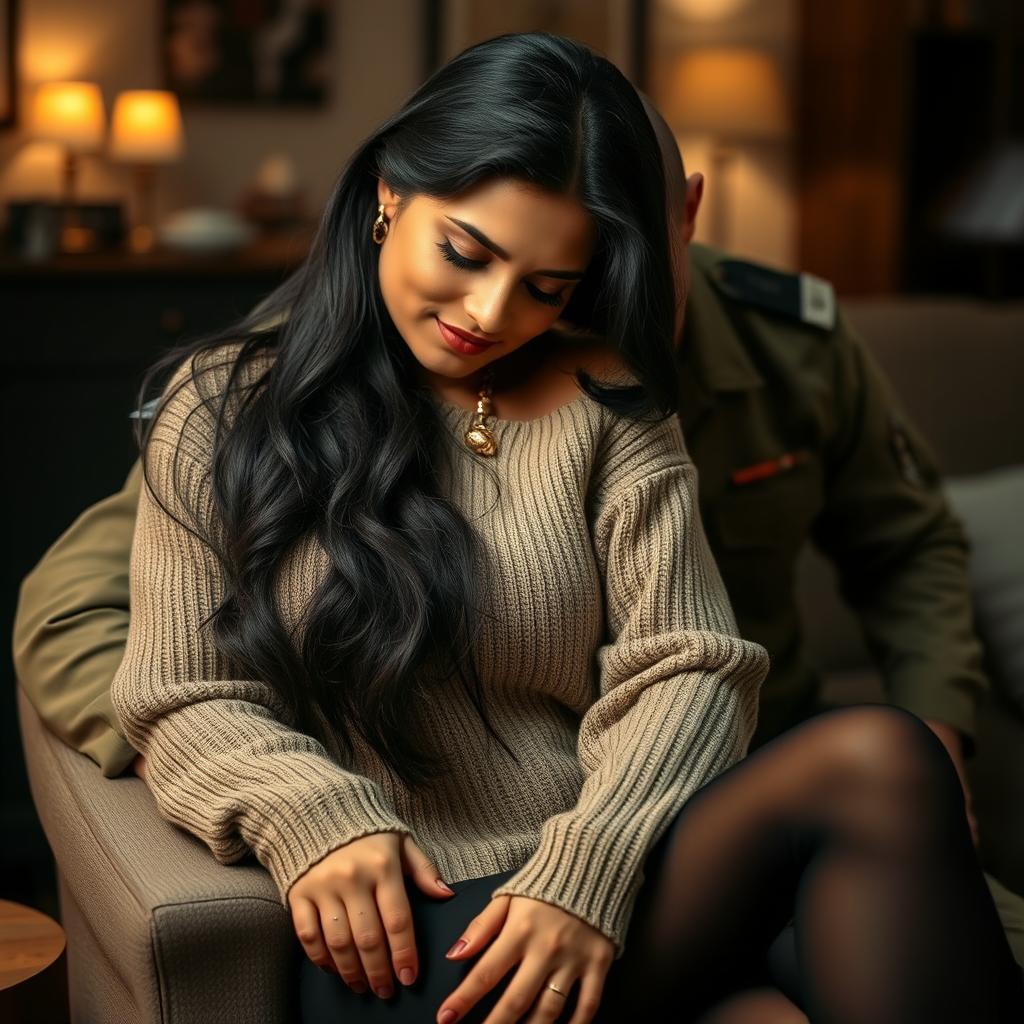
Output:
top-left (162, 0), bottom-right (330, 106)
top-left (0, 0), bottom-right (15, 127)
top-left (423, 0), bottom-right (648, 88)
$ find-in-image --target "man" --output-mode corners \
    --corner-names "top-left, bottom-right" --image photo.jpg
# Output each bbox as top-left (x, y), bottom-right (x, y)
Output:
top-left (13, 99), bottom-right (1024, 978)
top-left (639, 95), bottom-right (1024, 970)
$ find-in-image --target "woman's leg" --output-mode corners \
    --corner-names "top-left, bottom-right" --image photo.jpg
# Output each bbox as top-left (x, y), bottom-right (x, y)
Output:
top-left (601, 703), bottom-right (1024, 1023)
top-left (296, 868), bottom-right (524, 1022)
top-left (691, 986), bottom-right (809, 1024)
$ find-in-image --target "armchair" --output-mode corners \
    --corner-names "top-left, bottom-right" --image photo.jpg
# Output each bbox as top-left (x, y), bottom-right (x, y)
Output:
top-left (16, 685), bottom-right (297, 1023)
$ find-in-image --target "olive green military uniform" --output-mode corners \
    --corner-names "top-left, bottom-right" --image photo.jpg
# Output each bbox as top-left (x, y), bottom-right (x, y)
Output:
top-left (679, 244), bottom-right (988, 754)
top-left (12, 242), bottom-right (1023, 966)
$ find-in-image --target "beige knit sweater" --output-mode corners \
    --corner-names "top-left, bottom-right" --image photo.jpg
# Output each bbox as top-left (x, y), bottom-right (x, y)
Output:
top-left (110, 345), bottom-right (768, 959)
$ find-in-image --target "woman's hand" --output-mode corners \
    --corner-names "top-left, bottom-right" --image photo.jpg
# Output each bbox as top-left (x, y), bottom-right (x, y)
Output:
top-left (437, 894), bottom-right (615, 1024)
top-left (288, 831), bottom-right (454, 999)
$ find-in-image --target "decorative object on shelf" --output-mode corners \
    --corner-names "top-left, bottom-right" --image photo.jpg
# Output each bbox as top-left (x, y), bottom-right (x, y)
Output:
top-left (158, 206), bottom-right (255, 253)
top-left (661, 48), bottom-right (790, 249)
top-left (4, 200), bottom-right (124, 261)
top-left (110, 90), bottom-right (184, 254)
top-left (30, 80), bottom-right (106, 253)
top-left (239, 152), bottom-right (306, 232)
top-left (163, 0), bottom-right (329, 106)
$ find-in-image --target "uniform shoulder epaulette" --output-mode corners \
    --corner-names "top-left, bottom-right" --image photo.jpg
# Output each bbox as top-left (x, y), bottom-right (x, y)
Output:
top-left (710, 257), bottom-right (837, 331)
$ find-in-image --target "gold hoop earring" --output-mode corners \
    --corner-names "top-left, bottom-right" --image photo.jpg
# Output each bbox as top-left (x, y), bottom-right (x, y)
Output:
top-left (372, 203), bottom-right (389, 244)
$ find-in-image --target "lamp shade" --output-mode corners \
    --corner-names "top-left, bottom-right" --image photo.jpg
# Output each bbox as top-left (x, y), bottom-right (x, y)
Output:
top-left (110, 91), bottom-right (184, 163)
top-left (31, 81), bottom-right (105, 151)
top-left (663, 0), bottom-right (749, 20)
top-left (663, 48), bottom-right (790, 140)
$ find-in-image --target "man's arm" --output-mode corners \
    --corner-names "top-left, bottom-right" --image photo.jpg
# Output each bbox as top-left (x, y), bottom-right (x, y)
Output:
top-left (12, 460), bottom-right (143, 777)
top-left (811, 312), bottom-right (987, 840)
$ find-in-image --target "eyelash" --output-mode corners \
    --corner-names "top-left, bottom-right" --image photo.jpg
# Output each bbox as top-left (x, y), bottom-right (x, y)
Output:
top-left (435, 239), bottom-right (567, 308)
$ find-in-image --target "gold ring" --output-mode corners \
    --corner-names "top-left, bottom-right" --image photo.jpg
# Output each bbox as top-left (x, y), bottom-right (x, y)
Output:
top-left (547, 982), bottom-right (567, 997)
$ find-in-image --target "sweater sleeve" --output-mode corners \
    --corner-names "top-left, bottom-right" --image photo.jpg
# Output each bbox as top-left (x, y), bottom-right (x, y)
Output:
top-left (109, 351), bottom-right (414, 904)
top-left (489, 412), bottom-right (769, 959)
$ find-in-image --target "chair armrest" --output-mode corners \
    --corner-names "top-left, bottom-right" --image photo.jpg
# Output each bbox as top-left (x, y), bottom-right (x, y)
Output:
top-left (16, 685), bottom-right (297, 1024)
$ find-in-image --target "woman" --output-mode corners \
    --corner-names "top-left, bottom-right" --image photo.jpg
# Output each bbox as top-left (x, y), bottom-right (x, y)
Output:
top-left (111, 32), bottom-right (1024, 1023)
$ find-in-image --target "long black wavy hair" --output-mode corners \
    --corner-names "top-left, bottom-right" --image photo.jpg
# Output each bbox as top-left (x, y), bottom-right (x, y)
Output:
top-left (136, 31), bottom-right (680, 792)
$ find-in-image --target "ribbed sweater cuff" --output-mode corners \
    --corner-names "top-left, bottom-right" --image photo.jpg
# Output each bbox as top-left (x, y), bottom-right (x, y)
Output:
top-left (255, 781), bottom-right (415, 904)
top-left (488, 818), bottom-right (643, 960)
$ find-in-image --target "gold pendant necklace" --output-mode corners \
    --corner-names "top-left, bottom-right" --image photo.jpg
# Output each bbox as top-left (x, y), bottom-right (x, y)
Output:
top-left (463, 366), bottom-right (498, 457)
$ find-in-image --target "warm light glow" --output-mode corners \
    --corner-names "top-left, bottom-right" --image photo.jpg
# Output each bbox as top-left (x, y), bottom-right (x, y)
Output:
top-left (110, 91), bottom-right (185, 163)
top-left (31, 81), bottom-right (105, 151)
top-left (661, 0), bottom-right (749, 21)
top-left (663, 48), bottom-right (790, 140)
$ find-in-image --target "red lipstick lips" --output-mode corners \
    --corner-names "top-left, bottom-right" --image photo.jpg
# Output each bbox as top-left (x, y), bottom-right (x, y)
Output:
top-left (437, 319), bottom-right (498, 345)
top-left (436, 317), bottom-right (500, 356)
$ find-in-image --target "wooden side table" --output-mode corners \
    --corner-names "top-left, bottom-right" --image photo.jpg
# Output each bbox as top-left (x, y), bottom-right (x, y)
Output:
top-left (0, 899), bottom-right (68, 1023)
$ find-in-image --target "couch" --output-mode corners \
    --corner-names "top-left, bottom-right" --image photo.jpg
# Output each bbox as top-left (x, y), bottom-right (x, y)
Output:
top-left (802, 297), bottom-right (1024, 896)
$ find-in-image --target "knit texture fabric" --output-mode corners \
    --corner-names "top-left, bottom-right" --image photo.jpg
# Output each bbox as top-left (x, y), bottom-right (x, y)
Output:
top-left (110, 345), bottom-right (769, 960)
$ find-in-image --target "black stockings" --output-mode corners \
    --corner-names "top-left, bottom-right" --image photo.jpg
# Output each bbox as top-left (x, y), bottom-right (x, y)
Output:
top-left (599, 704), bottom-right (1024, 1023)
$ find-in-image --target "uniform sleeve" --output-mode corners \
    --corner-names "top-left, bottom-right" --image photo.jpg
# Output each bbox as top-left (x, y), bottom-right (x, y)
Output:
top-left (490, 414), bottom-right (768, 959)
top-left (12, 461), bottom-right (142, 777)
top-left (109, 355), bottom-right (415, 903)
top-left (812, 311), bottom-right (989, 754)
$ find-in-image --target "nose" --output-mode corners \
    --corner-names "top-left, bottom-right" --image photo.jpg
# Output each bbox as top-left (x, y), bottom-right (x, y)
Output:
top-left (463, 274), bottom-right (516, 338)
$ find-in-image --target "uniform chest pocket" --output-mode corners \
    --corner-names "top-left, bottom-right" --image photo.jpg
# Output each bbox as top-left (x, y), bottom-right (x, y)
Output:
top-left (713, 459), bottom-right (823, 553)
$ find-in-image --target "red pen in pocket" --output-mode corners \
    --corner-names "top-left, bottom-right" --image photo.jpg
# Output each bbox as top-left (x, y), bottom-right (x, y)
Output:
top-left (731, 450), bottom-right (811, 486)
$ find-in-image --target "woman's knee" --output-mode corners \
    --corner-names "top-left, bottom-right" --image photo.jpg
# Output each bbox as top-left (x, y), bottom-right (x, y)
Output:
top-left (815, 704), bottom-right (954, 780)
top-left (800, 704), bottom-right (966, 831)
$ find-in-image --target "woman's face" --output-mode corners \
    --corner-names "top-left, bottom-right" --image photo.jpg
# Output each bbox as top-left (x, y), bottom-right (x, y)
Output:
top-left (376, 176), bottom-right (596, 395)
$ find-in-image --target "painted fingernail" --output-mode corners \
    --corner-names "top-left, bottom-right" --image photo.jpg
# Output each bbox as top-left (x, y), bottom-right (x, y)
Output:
top-left (376, 985), bottom-right (393, 999)
top-left (445, 938), bottom-right (467, 958)
top-left (439, 1010), bottom-right (458, 1024)
top-left (436, 878), bottom-right (455, 895)
top-left (399, 967), bottom-right (415, 985)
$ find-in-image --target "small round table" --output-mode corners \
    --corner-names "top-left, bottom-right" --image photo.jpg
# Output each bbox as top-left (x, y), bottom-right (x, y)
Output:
top-left (0, 898), bottom-right (67, 1022)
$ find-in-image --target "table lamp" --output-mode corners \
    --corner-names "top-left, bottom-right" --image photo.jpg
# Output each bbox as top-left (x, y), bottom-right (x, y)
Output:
top-left (663, 48), bottom-right (790, 247)
top-left (31, 81), bottom-right (106, 253)
top-left (110, 90), bottom-right (184, 253)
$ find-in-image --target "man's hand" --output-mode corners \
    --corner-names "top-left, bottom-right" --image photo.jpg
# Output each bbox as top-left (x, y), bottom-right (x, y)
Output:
top-left (923, 718), bottom-right (979, 849)
top-left (132, 752), bottom-right (147, 781)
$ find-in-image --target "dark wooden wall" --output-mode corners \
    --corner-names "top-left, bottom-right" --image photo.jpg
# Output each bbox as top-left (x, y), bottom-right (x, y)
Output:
top-left (796, 0), bottom-right (912, 294)
top-left (798, 0), bottom-right (1024, 297)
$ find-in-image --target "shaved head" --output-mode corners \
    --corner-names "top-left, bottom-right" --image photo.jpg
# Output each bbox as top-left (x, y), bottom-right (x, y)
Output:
top-left (639, 91), bottom-right (687, 230)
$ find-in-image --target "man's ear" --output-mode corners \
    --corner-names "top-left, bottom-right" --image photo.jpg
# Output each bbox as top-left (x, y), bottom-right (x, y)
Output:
top-left (682, 172), bottom-right (704, 245)
top-left (377, 178), bottom-right (402, 217)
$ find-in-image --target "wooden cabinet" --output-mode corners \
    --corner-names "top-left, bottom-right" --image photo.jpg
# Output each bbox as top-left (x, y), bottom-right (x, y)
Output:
top-left (0, 234), bottom-right (311, 909)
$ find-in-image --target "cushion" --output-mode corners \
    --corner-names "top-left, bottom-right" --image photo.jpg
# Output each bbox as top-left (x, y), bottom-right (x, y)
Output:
top-left (945, 465), bottom-right (1024, 714)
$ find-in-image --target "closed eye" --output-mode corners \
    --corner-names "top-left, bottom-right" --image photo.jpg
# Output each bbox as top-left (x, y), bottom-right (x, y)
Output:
top-left (435, 239), bottom-right (567, 308)
top-left (436, 238), bottom-right (485, 270)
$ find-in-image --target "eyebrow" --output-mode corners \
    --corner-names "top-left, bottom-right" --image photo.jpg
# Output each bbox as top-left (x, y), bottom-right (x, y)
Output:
top-left (444, 216), bottom-right (586, 280)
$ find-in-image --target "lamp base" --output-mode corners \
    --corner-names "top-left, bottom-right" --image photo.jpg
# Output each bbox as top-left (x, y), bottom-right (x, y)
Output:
top-left (127, 223), bottom-right (157, 254)
top-left (59, 223), bottom-right (101, 254)
top-left (707, 140), bottom-right (737, 251)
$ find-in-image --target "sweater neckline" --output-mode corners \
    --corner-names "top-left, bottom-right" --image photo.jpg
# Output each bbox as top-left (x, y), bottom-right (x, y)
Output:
top-left (433, 387), bottom-right (601, 427)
